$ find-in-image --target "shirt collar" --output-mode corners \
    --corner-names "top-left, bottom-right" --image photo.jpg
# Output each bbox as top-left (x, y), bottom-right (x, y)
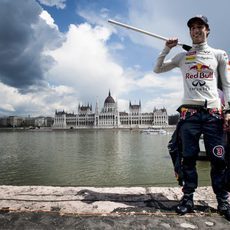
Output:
top-left (192, 42), bottom-right (208, 50)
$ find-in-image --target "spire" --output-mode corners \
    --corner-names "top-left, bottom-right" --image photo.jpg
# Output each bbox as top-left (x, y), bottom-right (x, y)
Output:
top-left (115, 97), bottom-right (118, 112)
top-left (95, 97), bottom-right (99, 114)
top-left (109, 90), bottom-right (111, 97)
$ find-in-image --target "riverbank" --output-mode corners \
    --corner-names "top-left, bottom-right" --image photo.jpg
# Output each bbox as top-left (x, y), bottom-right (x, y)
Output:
top-left (0, 185), bottom-right (229, 229)
top-left (0, 125), bottom-right (176, 132)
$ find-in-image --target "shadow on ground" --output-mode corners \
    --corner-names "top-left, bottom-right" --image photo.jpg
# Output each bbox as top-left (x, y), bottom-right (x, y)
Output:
top-left (77, 189), bottom-right (216, 213)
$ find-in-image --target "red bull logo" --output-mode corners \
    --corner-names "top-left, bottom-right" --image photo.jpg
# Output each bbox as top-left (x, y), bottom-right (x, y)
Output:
top-left (186, 63), bottom-right (213, 79)
top-left (190, 63), bottom-right (210, 72)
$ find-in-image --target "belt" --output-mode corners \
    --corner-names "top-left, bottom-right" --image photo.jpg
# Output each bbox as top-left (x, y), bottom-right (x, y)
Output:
top-left (178, 105), bottom-right (223, 120)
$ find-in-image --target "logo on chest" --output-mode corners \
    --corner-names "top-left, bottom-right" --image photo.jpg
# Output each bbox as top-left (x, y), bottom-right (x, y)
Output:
top-left (185, 63), bottom-right (213, 79)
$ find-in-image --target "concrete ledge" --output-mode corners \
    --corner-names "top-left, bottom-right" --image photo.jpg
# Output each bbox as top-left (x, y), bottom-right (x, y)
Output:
top-left (1, 186), bottom-right (230, 229)
top-left (0, 186), bottom-right (219, 215)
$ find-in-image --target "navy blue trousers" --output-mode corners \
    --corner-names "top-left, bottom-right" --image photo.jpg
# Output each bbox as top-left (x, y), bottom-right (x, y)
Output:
top-left (179, 110), bottom-right (228, 201)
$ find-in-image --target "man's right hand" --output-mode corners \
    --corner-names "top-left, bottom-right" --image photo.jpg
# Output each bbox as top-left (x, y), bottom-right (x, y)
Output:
top-left (166, 38), bottom-right (178, 49)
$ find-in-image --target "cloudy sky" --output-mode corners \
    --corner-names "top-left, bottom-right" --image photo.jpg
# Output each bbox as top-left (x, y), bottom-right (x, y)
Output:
top-left (0, 0), bottom-right (229, 117)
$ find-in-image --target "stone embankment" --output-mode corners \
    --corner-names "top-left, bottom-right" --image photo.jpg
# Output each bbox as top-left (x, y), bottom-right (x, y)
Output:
top-left (0, 185), bottom-right (229, 229)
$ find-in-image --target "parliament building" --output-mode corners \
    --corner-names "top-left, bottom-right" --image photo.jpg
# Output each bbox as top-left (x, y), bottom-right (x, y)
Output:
top-left (53, 91), bottom-right (168, 129)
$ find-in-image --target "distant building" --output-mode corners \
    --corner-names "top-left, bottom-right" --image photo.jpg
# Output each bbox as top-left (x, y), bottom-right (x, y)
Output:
top-left (53, 91), bottom-right (168, 129)
top-left (0, 117), bottom-right (8, 127)
top-left (0, 116), bottom-right (54, 128)
top-left (34, 116), bottom-right (54, 127)
top-left (7, 116), bottom-right (24, 127)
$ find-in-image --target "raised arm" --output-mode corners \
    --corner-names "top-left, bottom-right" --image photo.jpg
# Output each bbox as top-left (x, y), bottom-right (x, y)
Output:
top-left (153, 38), bottom-right (181, 73)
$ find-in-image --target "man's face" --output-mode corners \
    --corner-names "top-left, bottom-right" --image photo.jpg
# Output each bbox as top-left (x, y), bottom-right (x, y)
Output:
top-left (189, 21), bottom-right (209, 44)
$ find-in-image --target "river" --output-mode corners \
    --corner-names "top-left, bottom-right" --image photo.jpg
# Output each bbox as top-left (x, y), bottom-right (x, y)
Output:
top-left (0, 129), bottom-right (211, 187)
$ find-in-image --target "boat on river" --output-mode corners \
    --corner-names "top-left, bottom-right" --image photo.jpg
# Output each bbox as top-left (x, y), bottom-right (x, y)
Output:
top-left (141, 126), bottom-right (167, 135)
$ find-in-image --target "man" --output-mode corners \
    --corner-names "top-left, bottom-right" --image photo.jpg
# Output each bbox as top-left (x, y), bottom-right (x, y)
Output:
top-left (154, 15), bottom-right (230, 220)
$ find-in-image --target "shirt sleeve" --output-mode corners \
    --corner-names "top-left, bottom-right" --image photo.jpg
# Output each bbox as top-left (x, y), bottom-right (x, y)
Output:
top-left (218, 50), bottom-right (230, 108)
top-left (153, 46), bottom-right (183, 73)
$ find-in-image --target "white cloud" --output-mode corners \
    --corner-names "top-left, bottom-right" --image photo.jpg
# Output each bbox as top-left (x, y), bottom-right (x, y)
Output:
top-left (0, 103), bottom-right (15, 112)
top-left (51, 85), bottom-right (75, 96)
top-left (40, 10), bottom-right (59, 30)
top-left (144, 91), bottom-right (183, 114)
top-left (0, 82), bottom-right (79, 116)
top-left (78, 7), bottom-right (110, 26)
top-left (38, 0), bottom-right (66, 9)
top-left (117, 99), bottom-right (129, 112)
top-left (133, 72), bottom-right (183, 114)
top-left (46, 23), bottom-right (129, 104)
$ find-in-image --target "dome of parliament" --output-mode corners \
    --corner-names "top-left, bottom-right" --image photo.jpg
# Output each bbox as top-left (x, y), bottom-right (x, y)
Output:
top-left (104, 91), bottom-right (115, 104)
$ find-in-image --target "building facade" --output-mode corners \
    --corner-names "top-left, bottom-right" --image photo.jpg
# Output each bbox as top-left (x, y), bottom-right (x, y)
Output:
top-left (53, 91), bottom-right (168, 129)
top-left (0, 116), bottom-right (54, 128)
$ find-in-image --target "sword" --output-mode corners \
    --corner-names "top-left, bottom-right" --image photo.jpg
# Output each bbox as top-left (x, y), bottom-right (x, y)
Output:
top-left (108, 19), bottom-right (191, 51)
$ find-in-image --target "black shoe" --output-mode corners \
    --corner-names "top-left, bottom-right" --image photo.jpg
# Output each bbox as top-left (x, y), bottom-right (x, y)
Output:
top-left (218, 200), bottom-right (230, 221)
top-left (176, 194), bottom-right (194, 215)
